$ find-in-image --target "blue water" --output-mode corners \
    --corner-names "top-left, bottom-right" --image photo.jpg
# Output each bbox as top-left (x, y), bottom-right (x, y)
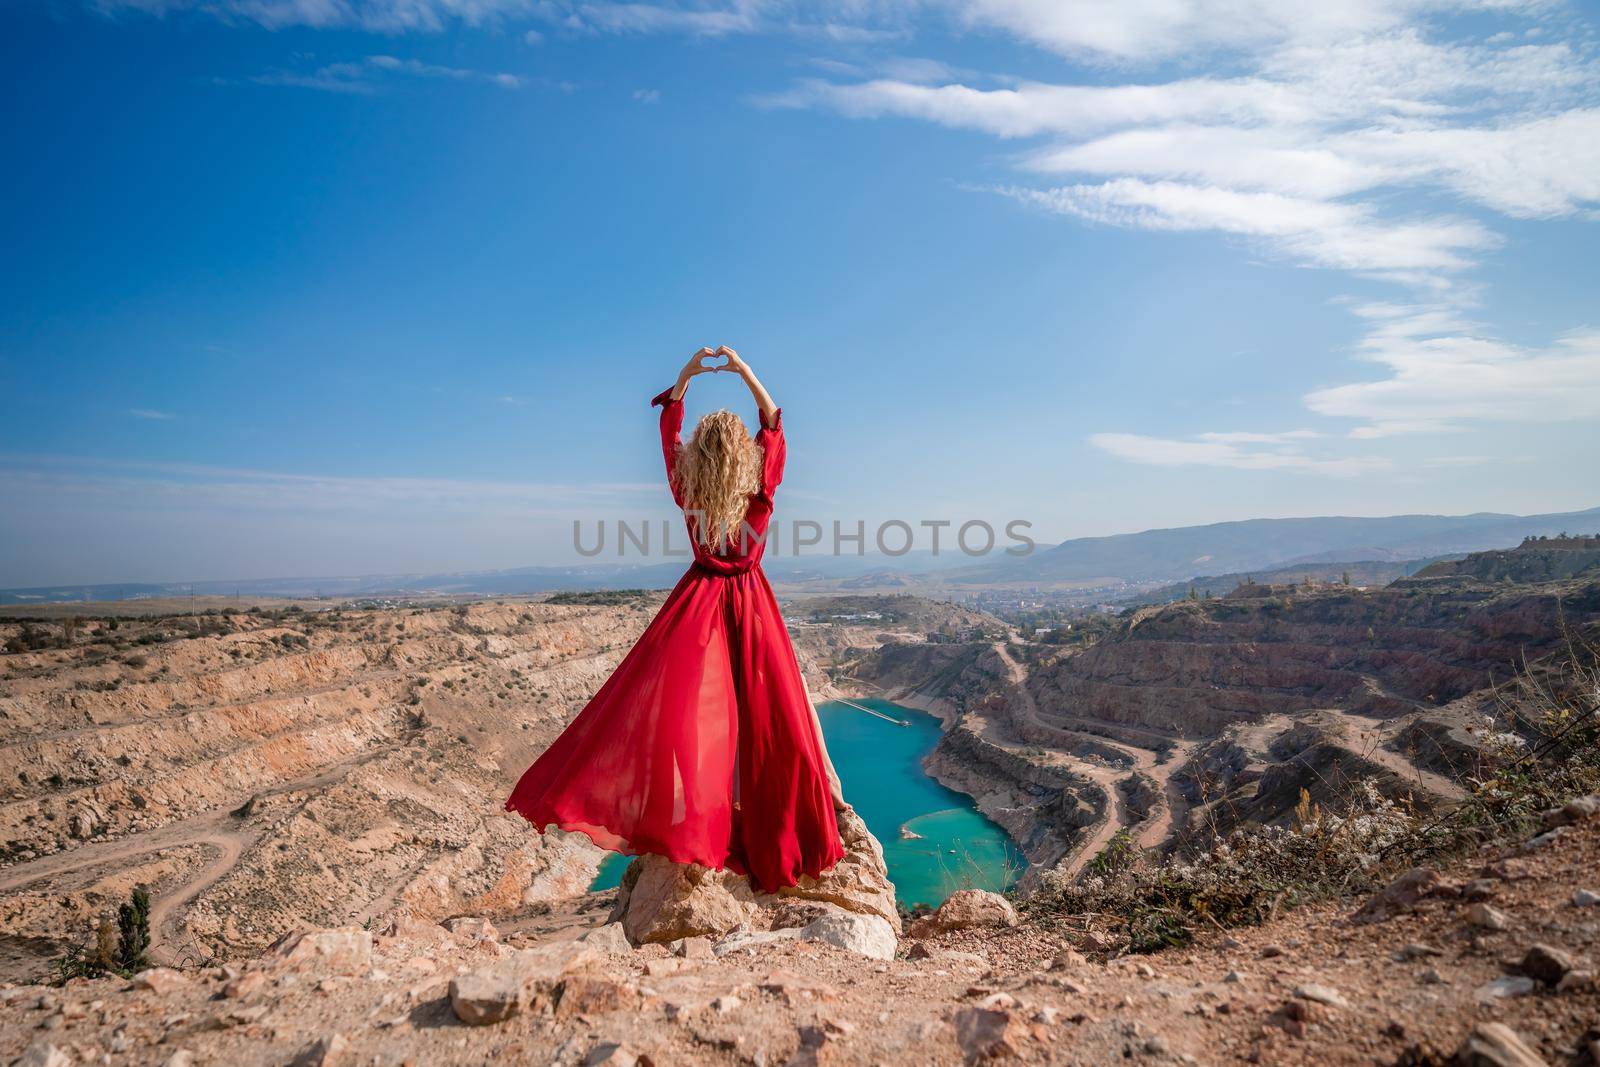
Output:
top-left (589, 698), bottom-right (1021, 907)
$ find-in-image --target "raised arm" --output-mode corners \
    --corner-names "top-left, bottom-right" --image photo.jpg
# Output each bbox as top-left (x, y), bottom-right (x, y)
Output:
top-left (669, 346), bottom-right (719, 402)
top-left (716, 346), bottom-right (778, 429)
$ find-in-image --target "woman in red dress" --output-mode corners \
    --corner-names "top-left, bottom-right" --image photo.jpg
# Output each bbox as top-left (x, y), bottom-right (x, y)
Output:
top-left (506, 346), bottom-right (847, 892)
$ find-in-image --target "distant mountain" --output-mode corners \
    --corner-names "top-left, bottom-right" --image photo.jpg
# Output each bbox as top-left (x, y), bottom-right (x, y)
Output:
top-left (1120, 557), bottom-right (1456, 607)
top-left (963, 506), bottom-right (1600, 586)
top-left (8, 507), bottom-right (1598, 607)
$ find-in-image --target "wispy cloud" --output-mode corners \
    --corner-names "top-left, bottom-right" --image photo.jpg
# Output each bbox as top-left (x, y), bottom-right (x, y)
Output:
top-left (0, 454), bottom-right (663, 515)
top-left (128, 408), bottom-right (175, 420)
top-left (252, 54), bottom-right (525, 93)
top-left (1306, 305), bottom-right (1600, 438)
top-left (1089, 432), bottom-right (1388, 477)
top-left (997, 179), bottom-right (1498, 278)
top-left (770, 6), bottom-right (1599, 290)
top-left (633, 87), bottom-right (662, 103)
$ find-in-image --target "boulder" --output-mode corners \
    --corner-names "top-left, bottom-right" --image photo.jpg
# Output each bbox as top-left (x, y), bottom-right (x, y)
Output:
top-left (448, 943), bottom-right (602, 1026)
top-left (798, 912), bottom-right (897, 961)
top-left (1456, 1022), bottom-right (1548, 1067)
top-left (578, 923), bottom-right (633, 954)
top-left (1518, 944), bottom-right (1574, 986)
top-left (291, 1034), bottom-right (349, 1067)
top-left (906, 889), bottom-right (1018, 939)
top-left (1350, 867), bottom-right (1454, 924)
top-left (611, 808), bottom-right (899, 946)
top-left (952, 1006), bottom-right (1025, 1061)
top-left (271, 928), bottom-right (373, 975)
top-left (13, 1045), bottom-right (71, 1067)
top-left (131, 968), bottom-right (189, 995)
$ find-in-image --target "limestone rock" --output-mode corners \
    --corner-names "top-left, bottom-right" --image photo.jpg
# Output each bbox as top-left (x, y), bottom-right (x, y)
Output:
top-left (449, 943), bottom-right (601, 1025)
top-left (271, 928), bottom-right (373, 975)
top-left (578, 923), bottom-right (633, 954)
top-left (1293, 983), bottom-right (1349, 1009)
top-left (555, 976), bottom-right (641, 1018)
top-left (799, 912), bottom-right (897, 961)
top-left (13, 1044), bottom-right (71, 1067)
top-left (952, 1006), bottom-right (1024, 1061)
top-left (131, 968), bottom-right (189, 995)
top-left (1456, 1022), bottom-right (1548, 1067)
top-left (584, 1044), bottom-right (652, 1067)
top-left (444, 916), bottom-right (498, 942)
top-left (611, 807), bottom-right (898, 945)
top-left (906, 889), bottom-right (1018, 939)
top-left (291, 1034), bottom-right (349, 1067)
top-left (1466, 903), bottom-right (1509, 931)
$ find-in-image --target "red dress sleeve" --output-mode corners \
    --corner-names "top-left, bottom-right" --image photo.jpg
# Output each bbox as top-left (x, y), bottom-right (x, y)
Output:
top-left (756, 407), bottom-right (785, 497)
top-left (651, 388), bottom-right (685, 506)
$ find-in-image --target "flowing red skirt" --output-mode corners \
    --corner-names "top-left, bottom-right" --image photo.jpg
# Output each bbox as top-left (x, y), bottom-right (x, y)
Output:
top-left (505, 565), bottom-right (845, 892)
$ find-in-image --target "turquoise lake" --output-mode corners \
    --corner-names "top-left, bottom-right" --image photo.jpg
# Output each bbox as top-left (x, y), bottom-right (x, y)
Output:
top-left (589, 697), bottom-right (1021, 908)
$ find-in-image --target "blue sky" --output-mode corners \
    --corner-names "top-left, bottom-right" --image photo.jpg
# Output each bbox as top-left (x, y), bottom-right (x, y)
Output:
top-left (3, 0), bottom-right (1598, 585)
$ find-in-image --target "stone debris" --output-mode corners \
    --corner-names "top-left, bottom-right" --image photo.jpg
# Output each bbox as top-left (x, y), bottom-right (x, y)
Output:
top-left (1351, 867), bottom-right (1455, 923)
top-left (131, 968), bottom-right (189, 995)
top-left (272, 928), bottom-right (374, 975)
top-left (1465, 903), bottom-right (1509, 931)
top-left (291, 1033), bottom-right (350, 1067)
top-left (1572, 888), bottom-right (1600, 906)
top-left (579, 923), bottom-right (633, 954)
top-left (907, 890), bottom-right (1018, 939)
top-left (1517, 943), bottom-right (1574, 986)
top-left (1455, 1022), bottom-right (1549, 1067)
top-left (798, 912), bottom-right (898, 961)
top-left (952, 1006), bottom-right (1023, 1062)
top-left (13, 1044), bottom-right (71, 1067)
top-left (667, 935), bottom-right (713, 960)
top-left (1292, 984), bottom-right (1350, 1009)
top-left (583, 1042), bottom-right (652, 1067)
top-left (448, 943), bottom-right (599, 1025)
top-left (1476, 976), bottom-right (1536, 999)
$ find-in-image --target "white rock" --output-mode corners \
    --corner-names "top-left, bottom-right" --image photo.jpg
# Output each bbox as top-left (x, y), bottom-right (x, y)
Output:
top-left (1293, 984), bottom-right (1350, 1009)
top-left (1572, 889), bottom-right (1600, 907)
top-left (578, 923), bottom-right (632, 954)
top-left (713, 928), bottom-right (799, 957)
top-left (1476, 976), bottom-right (1535, 1000)
top-left (13, 1044), bottom-right (72, 1067)
top-left (799, 912), bottom-right (897, 961)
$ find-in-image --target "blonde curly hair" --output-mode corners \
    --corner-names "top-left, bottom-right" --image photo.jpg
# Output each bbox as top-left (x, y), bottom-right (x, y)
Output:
top-left (675, 410), bottom-right (763, 552)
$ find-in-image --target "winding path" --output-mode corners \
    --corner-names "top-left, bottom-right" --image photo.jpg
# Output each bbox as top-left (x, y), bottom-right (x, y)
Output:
top-left (0, 739), bottom-right (410, 965)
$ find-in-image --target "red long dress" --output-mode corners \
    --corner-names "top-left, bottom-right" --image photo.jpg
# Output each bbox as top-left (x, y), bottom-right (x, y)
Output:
top-left (505, 389), bottom-right (845, 892)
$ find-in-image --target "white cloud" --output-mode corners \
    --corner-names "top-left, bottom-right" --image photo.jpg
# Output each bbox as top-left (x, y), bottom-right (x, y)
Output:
top-left (633, 87), bottom-right (662, 102)
top-left (946, 0), bottom-right (1556, 63)
top-left (999, 179), bottom-right (1498, 274)
top-left (1197, 430), bottom-right (1323, 444)
top-left (1089, 432), bottom-right (1388, 476)
top-left (769, 4), bottom-right (1599, 290)
top-left (128, 408), bottom-right (175, 420)
top-left (252, 53), bottom-right (525, 91)
top-left (1306, 307), bottom-right (1600, 436)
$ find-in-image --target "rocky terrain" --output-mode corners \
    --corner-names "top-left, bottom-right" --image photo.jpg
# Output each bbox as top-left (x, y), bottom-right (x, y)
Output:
top-left (0, 592), bottom-right (984, 985)
top-left (3, 791), bottom-right (1598, 1066)
top-left (3, 539), bottom-right (1600, 1064)
top-left (833, 544), bottom-right (1600, 885)
top-left (0, 597), bottom-right (670, 979)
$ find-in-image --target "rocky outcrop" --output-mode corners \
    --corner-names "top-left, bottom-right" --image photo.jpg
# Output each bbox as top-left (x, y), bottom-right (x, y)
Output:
top-left (610, 808), bottom-right (899, 952)
top-left (922, 719), bottom-right (1099, 869)
top-left (906, 889), bottom-right (1018, 938)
